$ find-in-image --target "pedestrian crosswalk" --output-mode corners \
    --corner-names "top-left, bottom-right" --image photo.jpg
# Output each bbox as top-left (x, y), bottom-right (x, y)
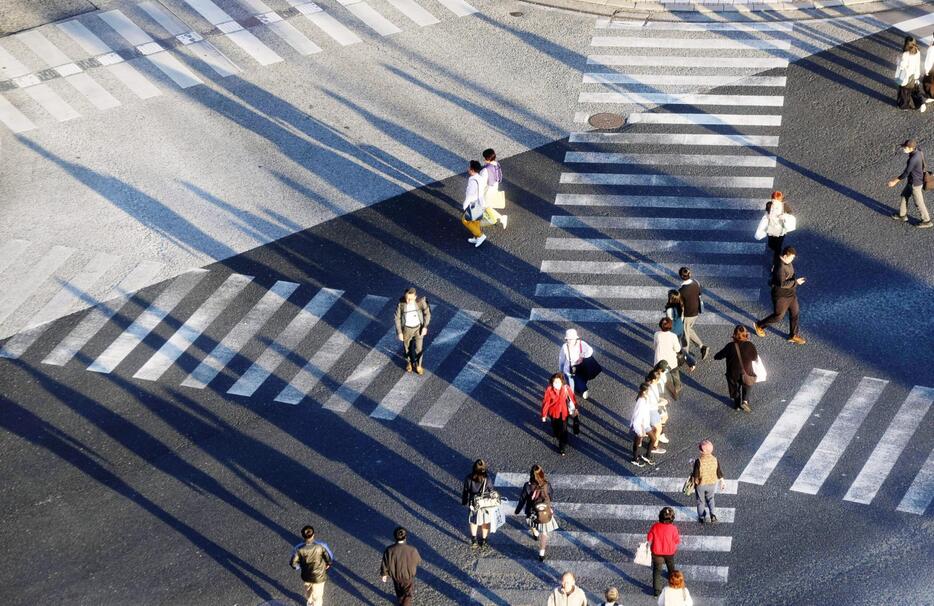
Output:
top-left (739, 368), bottom-right (934, 516)
top-left (0, 262), bottom-right (523, 429)
top-left (0, 0), bottom-right (477, 133)
top-left (467, 472), bottom-right (737, 605)
top-left (531, 19), bottom-right (796, 327)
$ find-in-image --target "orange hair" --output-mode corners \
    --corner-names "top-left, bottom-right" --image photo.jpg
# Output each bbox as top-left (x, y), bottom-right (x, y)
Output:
top-left (771, 191), bottom-right (783, 201)
top-left (669, 570), bottom-right (686, 589)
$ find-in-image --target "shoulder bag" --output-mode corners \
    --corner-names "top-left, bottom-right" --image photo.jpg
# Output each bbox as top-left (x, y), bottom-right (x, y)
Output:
top-left (735, 342), bottom-right (756, 386)
top-left (472, 478), bottom-right (502, 511)
top-left (530, 485), bottom-right (553, 524)
top-left (922, 152), bottom-right (934, 191)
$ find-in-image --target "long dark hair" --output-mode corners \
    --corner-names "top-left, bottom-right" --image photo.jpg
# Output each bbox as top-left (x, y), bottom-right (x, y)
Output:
top-left (471, 459), bottom-right (488, 483)
top-left (665, 290), bottom-right (683, 314)
top-left (549, 373), bottom-right (565, 388)
top-left (530, 464), bottom-right (547, 488)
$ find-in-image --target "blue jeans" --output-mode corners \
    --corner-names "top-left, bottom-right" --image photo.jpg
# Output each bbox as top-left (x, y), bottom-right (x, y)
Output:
top-left (695, 483), bottom-right (718, 518)
top-left (565, 373), bottom-right (588, 395)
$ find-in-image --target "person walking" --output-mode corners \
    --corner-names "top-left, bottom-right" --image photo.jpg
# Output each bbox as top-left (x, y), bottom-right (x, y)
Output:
top-left (887, 139), bottom-right (933, 228)
top-left (514, 464), bottom-right (559, 562)
top-left (602, 587), bottom-right (620, 606)
top-left (291, 526), bottom-right (332, 606)
top-left (646, 507), bottom-right (681, 598)
top-left (462, 459), bottom-right (496, 548)
top-left (380, 527), bottom-right (421, 606)
top-left (664, 290), bottom-right (686, 346)
top-left (677, 267), bottom-right (709, 360)
top-left (394, 288), bottom-right (431, 374)
top-left (657, 571), bottom-right (693, 606)
top-left (645, 368), bottom-right (669, 446)
top-left (542, 373), bottom-right (577, 455)
top-left (754, 247), bottom-right (807, 345)
top-left (462, 160), bottom-right (488, 247)
top-left (895, 37), bottom-right (926, 111)
top-left (653, 318), bottom-right (685, 400)
top-left (630, 382), bottom-right (658, 467)
top-left (691, 440), bottom-right (727, 524)
top-left (479, 148), bottom-right (508, 230)
top-left (547, 572), bottom-right (588, 606)
top-left (558, 329), bottom-right (600, 400)
top-left (713, 325), bottom-right (758, 412)
top-left (754, 191), bottom-right (796, 268)
top-left (924, 38), bottom-right (934, 99)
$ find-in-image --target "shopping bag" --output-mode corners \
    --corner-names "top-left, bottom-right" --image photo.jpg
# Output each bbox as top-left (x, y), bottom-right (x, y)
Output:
top-left (754, 214), bottom-right (768, 240)
top-left (489, 505), bottom-right (505, 534)
top-left (751, 356), bottom-right (767, 383)
top-left (682, 476), bottom-right (696, 497)
top-left (484, 189), bottom-right (506, 209)
top-left (634, 541), bottom-right (652, 567)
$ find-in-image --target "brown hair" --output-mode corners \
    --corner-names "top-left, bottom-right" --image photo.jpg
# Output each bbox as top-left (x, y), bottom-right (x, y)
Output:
top-left (659, 317), bottom-right (673, 331)
top-left (530, 464), bottom-right (547, 487)
top-left (668, 570), bottom-right (686, 588)
top-left (733, 325), bottom-right (749, 342)
top-left (549, 373), bottom-right (565, 387)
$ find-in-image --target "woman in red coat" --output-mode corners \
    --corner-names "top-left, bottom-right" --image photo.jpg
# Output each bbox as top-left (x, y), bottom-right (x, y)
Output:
top-left (542, 373), bottom-right (576, 456)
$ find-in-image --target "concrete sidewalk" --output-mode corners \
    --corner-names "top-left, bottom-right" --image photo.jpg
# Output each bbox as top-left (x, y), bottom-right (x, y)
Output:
top-left (521, 0), bottom-right (932, 19)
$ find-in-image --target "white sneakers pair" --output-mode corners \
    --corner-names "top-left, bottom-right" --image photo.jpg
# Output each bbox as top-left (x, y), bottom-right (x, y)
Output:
top-left (467, 234), bottom-right (487, 247)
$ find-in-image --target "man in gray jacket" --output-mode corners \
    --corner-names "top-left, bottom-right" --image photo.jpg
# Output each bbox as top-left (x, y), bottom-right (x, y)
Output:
top-left (394, 288), bottom-right (431, 374)
top-left (290, 526), bottom-right (332, 606)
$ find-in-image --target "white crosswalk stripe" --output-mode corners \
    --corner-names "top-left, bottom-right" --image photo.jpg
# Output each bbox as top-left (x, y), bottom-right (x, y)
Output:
top-left (338, 0), bottom-right (402, 36)
top-left (286, 1), bottom-right (362, 46)
top-left (588, 55), bottom-right (788, 68)
top-left (536, 283), bottom-right (760, 300)
top-left (322, 326), bottom-right (398, 412)
top-left (898, 446), bottom-right (934, 515)
top-left (579, 91), bottom-right (785, 107)
top-left (544, 237), bottom-right (761, 254)
top-left (384, 0), bottom-right (440, 26)
top-left (549, 216), bottom-right (761, 231)
top-left (623, 112), bottom-right (782, 126)
top-left (180, 0), bottom-right (283, 65)
top-left (0, 44), bottom-right (80, 121)
top-left (565, 152), bottom-right (777, 167)
top-left (432, 0), bottom-right (478, 17)
top-left (595, 18), bottom-right (794, 31)
top-left (0, 245), bottom-right (75, 330)
top-left (569, 132), bottom-right (780, 146)
top-left (582, 73), bottom-right (787, 87)
top-left (138, 1), bottom-right (242, 76)
top-left (559, 173), bottom-right (773, 188)
top-left (591, 36), bottom-right (792, 50)
top-left (237, 0), bottom-right (323, 55)
top-left (554, 193), bottom-right (764, 209)
top-left (529, 308), bottom-right (735, 323)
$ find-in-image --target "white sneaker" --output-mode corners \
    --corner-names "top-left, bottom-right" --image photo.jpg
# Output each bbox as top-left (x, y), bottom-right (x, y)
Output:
top-left (658, 434), bottom-right (670, 444)
top-left (922, 104), bottom-right (928, 113)
top-left (474, 234), bottom-right (487, 247)
top-left (926, 98), bottom-right (934, 104)
top-left (582, 390), bottom-right (589, 400)
top-left (467, 237), bottom-right (477, 243)
top-left (501, 215), bottom-right (508, 230)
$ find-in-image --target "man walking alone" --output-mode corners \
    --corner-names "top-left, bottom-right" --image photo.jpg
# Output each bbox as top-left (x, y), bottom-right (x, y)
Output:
top-left (887, 138), bottom-right (933, 228)
top-left (755, 246), bottom-right (807, 345)
top-left (678, 267), bottom-right (709, 360)
top-left (290, 526), bottom-right (332, 606)
top-left (380, 527), bottom-right (422, 605)
top-left (394, 288), bottom-right (431, 374)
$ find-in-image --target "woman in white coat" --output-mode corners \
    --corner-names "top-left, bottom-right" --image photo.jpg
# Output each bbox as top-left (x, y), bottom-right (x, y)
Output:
top-left (895, 37), bottom-right (925, 111)
top-left (754, 190), bottom-right (795, 269)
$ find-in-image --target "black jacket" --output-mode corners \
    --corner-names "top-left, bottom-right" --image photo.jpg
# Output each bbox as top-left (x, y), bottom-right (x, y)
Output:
top-left (679, 281), bottom-right (702, 317)
top-left (380, 542), bottom-right (421, 582)
top-left (713, 340), bottom-right (758, 380)
top-left (899, 149), bottom-right (925, 186)
top-left (514, 481), bottom-right (553, 516)
top-left (770, 261), bottom-right (797, 297)
top-left (462, 473), bottom-right (492, 507)
top-left (290, 541), bottom-right (332, 583)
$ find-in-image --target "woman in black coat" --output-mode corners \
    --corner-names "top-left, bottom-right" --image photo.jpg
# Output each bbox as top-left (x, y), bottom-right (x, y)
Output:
top-left (514, 464), bottom-right (559, 561)
top-left (713, 325), bottom-right (758, 413)
top-left (461, 459), bottom-right (494, 548)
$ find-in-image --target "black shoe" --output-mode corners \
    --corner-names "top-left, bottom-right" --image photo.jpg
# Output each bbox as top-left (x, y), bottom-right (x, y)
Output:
top-left (538, 554), bottom-right (546, 562)
top-left (698, 516), bottom-right (706, 524)
top-left (470, 537), bottom-right (478, 549)
top-left (630, 458), bottom-right (646, 468)
top-left (478, 537), bottom-right (486, 548)
top-left (709, 515), bottom-right (718, 524)
top-left (701, 345), bottom-right (709, 360)
top-left (559, 449), bottom-right (567, 457)
top-left (641, 455), bottom-right (656, 466)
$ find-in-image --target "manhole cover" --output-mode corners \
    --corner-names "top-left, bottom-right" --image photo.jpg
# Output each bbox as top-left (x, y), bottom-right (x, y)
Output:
top-left (588, 112), bottom-right (625, 129)
top-left (509, 11), bottom-right (524, 16)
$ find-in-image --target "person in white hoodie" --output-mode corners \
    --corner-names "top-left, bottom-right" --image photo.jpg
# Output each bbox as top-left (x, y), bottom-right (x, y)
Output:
top-left (479, 148), bottom-right (508, 230)
top-left (753, 190), bottom-right (795, 269)
top-left (923, 38), bottom-right (934, 99)
top-left (462, 160), bottom-right (487, 247)
top-left (895, 37), bottom-right (925, 111)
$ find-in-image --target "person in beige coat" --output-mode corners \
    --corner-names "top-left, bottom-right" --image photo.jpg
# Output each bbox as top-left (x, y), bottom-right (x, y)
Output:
top-left (547, 572), bottom-right (588, 606)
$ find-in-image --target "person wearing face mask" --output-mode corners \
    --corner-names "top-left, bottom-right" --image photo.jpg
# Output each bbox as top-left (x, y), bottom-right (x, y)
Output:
top-left (542, 373), bottom-right (577, 456)
top-left (887, 138), bottom-right (933, 228)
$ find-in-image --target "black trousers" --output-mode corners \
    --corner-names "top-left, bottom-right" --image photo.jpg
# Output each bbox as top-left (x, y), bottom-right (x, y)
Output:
top-left (767, 235), bottom-right (784, 269)
top-left (550, 417), bottom-right (568, 452)
top-left (726, 375), bottom-right (752, 409)
top-left (392, 578), bottom-right (415, 605)
top-left (631, 431), bottom-right (650, 460)
top-left (758, 291), bottom-right (799, 338)
top-left (897, 82), bottom-right (926, 109)
top-left (651, 554), bottom-right (677, 596)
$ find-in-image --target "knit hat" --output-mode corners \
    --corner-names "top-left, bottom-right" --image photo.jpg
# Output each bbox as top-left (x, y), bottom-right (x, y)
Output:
top-left (565, 328), bottom-right (580, 341)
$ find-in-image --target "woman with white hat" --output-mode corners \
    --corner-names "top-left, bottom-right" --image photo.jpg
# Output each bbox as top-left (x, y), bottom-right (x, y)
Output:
top-left (558, 329), bottom-right (600, 405)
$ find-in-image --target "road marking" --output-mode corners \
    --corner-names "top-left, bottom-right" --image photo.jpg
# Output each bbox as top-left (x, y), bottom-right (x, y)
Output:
top-left (432, 0), bottom-right (478, 16)
top-left (559, 173), bottom-right (773, 188)
top-left (595, 18), bottom-right (793, 31)
top-left (86, 269), bottom-right (209, 374)
top-left (469, 588), bottom-right (605, 606)
top-left (339, 1), bottom-right (402, 36)
top-left (569, 132), bottom-right (779, 147)
top-left (550, 215), bottom-right (760, 231)
top-left (286, 1), bottom-right (362, 46)
top-left (844, 386), bottom-right (934, 505)
top-left (583, 74), bottom-right (787, 87)
top-left (898, 445), bottom-right (934, 515)
top-left (239, 0), bottom-right (324, 55)
top-left (501, 500), bottom-right (735, 523)
top-left (132, 273), bottom-right (254, 381)
top-left (494, 472), bottom-right (738, 493)
top-left (180, 0), bottom-right (283, 65)
top-left (0, 245), bottom-right (74, 329)
top-left (495, 526), bottom-right (732, 551)
top-left (475, 558), bottom-right (729, 583)
top-left (0, 95), bottom-right (35, 132)
top-left (565, 152), bottom-right (776, 168)
top-left (591, 36), bottom-right (791, 50)
top-left (274, 295), bottom-right (390, 405)
top-left (790, 377), bottom-right (888, 495)
top-left (180, 280), bottom-right (299, 389)
top-left (541, 259), bottom-right (760, 276)
top-left (579, 92), bottom-right (785, 107)
top-left (41, 261), bottom-right (164, 366)
top-left (625, 112), bottom-right (782, 126)
top-left (322, 326), bottom-right (398, 412)
top-left (17, 30), bottom-right (121, 110)
top-left (529, 308), bottom-right (734, 324)
top-left (893, 12), bottom-right (934, 33)
top-left (370, 309), bottom-right (479, 420)
top-left (588, 55), bottom-right (788, 68)
top-left (0, 253), bottom-right (117, 359)
top-left (535, 283), bottom-right (760, 300)
top-left (226, 288), bottom-right (343, 397)
top-left (98, 10), bottom-right (204, 88)
top-left (545, 237), bottom-right (760, 254)
top-left (138, 1), bottom-right (242, 76)
top-left (739, 368), bottom-right (839, 485)
top-left (0, 45), bottom-right (80, 121)
top-left (384, 0), bottom-right (440, 26)
top-left (555, 193), bottom-right (764, 210)
top-left (58, 20), bottom-right (162, 99)
top-left (419, 317), bottom-right (526, 428)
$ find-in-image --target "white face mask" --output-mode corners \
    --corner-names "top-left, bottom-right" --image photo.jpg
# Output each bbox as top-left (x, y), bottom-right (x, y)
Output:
top-left (552, 381), bottom-right (562, 389)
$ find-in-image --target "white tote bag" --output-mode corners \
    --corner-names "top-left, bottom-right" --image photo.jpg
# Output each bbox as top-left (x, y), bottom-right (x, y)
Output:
top-left (752, 356), bottom-right (767, 383)
top-left (754, 214), bottom-right (768, 240)
top-left (634, 541), bottom-right (652, 567)
top-left (782, 213), bottom-right (797, 233)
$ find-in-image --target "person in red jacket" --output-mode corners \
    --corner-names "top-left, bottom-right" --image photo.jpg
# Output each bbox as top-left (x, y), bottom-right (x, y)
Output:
top-left (647, 506), bottom-right (681, 597)
top-left (542, 373), bottom-right (577, 456)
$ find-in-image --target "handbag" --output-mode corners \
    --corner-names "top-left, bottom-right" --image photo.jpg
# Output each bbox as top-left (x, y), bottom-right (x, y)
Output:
top-left (682, 475), bottom-right (696, 496)
top-left (484, 189), bottom-right (506, 209)
top-left (473, 479), bottom-right (502, 511)
top-left (782, 213), bottom-right (797, 233)
top-left (574, 355), bottom-right (603, 381)
top-left (751, 356), bottom-right (767, 383)
top-left (754, 214), bottom-right (768, 240)
top-left (634, 541), bottom-right (652, 567)
top-left (464, 200), bottom-right (484, 221)
top-left (530, 486), bottom-right (553, 524)
top-left (734, 343), bottom-right (756, 386)
top-left (922, 152), bottom-right (934, 192)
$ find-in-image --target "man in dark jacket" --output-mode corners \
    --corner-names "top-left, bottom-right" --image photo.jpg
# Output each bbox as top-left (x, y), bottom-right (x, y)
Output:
top-left (887, 138), bottom-right (933, 228)
top-left (290, 526), bottom-right (332, 606)
top-left (754, 246), bottom-right (807, 344)
top-left (678, 267), bottom-right (709, 360)
top-left (394, 288), bottom-right (431, 374)
top-left (380, 527), bottom-right (421, 605)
